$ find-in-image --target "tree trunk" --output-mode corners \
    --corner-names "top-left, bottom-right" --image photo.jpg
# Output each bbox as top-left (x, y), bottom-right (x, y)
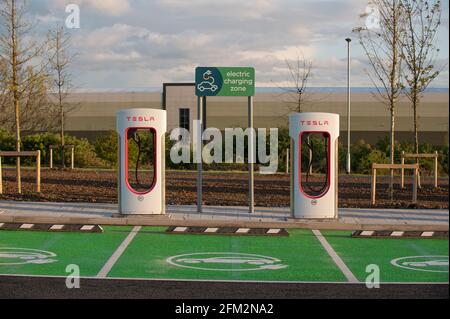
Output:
top-left (14, 98), bottom-right (21, 194)
top-left (61, 108), bottom-right (65, 168)
top-left (390, 105), bottom-right (395, 201)
top-left (60, 91), bottom-right (65, 168)
top-left (413, 96), bottom-right (419, 155)
top-left (11, 0), bottom-right (21, 193)
top-left (413, 94), bottom-right (422, 188)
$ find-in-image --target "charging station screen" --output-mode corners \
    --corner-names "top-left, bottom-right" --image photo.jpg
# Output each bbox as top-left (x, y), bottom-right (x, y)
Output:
top-left (299, 132), bottom-right (330, 198)
top-left (126, 128), bottom-right (156, 194)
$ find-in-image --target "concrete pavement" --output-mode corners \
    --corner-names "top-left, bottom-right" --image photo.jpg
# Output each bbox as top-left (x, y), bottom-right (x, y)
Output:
top-left (0, 200), bottom-right (448, 231)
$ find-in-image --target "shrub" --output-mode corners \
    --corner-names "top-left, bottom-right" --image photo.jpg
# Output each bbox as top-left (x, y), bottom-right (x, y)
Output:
top-left (94, 131), bottom-right (119, 167)
top-left (0, 128), bottom-right (448, 176)
top-left (0, 130), bottom-right (103, 168)
top-left (65, 135), bottom-right (104, 168)
top-left (358, 149), bottom-right (389, 174)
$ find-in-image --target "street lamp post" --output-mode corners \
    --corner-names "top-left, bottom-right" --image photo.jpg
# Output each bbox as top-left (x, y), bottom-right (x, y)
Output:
top-left (345, 38), bottom-right (352, 174)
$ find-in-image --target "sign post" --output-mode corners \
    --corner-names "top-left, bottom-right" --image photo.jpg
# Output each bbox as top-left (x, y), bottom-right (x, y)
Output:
top-left (248, 95), bottom-right (255, 214)
top-left (195, 67), bottom-right (255, 213)
top-left (197, 96), bottom-right (203, 213)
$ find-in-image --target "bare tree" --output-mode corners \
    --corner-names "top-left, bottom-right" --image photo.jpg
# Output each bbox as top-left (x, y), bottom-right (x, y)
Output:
top-left (280, 52), bottom-right (313, 113)
top-left (0, 0), bottom-right (48, 193)
top-left (400, 0), bottom-right (442, 156)
top-left (0, 66), bottom-right (53, 132)
top-left (354, 0), bottom-right (406, 200)
top-left (47, 25), bottom-right (75, 168)
top-left (278, 52), bottom-right (315, 173)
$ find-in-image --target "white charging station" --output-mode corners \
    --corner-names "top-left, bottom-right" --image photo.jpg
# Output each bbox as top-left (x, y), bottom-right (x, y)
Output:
top-left (117, 109), bottom-right (167, 215)
top-left (289, 112), bottom-right (340, 219)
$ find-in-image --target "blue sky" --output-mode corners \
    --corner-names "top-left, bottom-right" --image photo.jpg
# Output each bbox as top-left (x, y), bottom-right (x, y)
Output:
top-left (28, 0), bottom-right (449, 90)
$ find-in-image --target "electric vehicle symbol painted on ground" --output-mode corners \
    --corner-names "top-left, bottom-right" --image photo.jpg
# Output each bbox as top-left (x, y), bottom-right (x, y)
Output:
top-left (177, 256), bottom-right (277, 266)
top-left (0, 248), bottom-right (57, 266)
top-left (391, 256), bottom-right (449, 273)
top-left (402, 260), bottom-right (449, 268)
top-left (167, 252), bottom-right (288, 271)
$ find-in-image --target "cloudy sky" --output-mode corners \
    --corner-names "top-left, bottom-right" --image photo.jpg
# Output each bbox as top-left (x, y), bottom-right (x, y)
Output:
top-left (28, 0), bottom-right (450, 90)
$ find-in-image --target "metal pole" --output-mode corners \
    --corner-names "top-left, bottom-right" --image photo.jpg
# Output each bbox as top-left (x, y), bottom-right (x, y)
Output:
top-left (290, 140), bottom-right (294, 218)
top-left (346, 38), bottom-right (352, 174)
top-left (197, 96), bottom-right (203, 213)
top-left (286, 148), bottom-right (289, 175)
top-left (248, 96), bottom-right (254, 214)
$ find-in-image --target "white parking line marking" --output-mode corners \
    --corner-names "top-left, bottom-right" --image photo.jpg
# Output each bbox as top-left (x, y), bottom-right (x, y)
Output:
top-left (96, 226), bottom-right (142, 278)
top-left (360, 231), bottom-right (375, 236)
top-left (421, 232), bottom-right (435, 237)
top-left (391, 231), bottom-right (404, 237)
top-left (313, 230), bottom-right (359, 283)
top-left (50, 225), bottom-right (65, 231)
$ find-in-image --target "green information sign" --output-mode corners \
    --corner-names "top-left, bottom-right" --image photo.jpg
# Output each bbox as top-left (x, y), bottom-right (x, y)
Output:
top-left (195, 67), bottom-right (255, 97)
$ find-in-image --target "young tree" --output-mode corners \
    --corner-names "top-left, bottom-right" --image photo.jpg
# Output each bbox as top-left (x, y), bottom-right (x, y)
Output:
top-left (47, 25), bottom-right (75, 168)
top-left (354, 0), bottom-right (406, 200)
top-left (280, 52), bottom-right (313, 113)
top-left (0, 58), bottom-right (8, 122)
top-left (400, 0), bottom-right (442, 156)
top-left (0, 0), bottom-right (48, 193)
top-left (278, 51), bottom-right (315, 173)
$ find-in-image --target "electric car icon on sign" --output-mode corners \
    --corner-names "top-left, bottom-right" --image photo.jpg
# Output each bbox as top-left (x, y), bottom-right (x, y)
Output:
top-left (197, 81), bottom-right (218, 93)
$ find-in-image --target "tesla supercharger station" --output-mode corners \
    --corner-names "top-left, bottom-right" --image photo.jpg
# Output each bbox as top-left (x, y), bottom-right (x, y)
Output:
top-left (117, 109), bottom-right (167, 215)
top-left (289, 113), bottom-right (340, 219)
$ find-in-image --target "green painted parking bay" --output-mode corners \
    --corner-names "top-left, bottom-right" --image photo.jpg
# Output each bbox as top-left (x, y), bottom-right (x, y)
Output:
top-left (107, 228), bottom-right (347, 282)
top-left (0, 227), bottom-right (448, 283)
top-left (0, 226), bottom-right (133, 277)
top-left (323, 231), bottom-right (449, 283)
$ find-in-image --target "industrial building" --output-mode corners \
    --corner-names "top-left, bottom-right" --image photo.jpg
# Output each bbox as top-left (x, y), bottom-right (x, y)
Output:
top-left (63, 84), bottom-right (449, 145)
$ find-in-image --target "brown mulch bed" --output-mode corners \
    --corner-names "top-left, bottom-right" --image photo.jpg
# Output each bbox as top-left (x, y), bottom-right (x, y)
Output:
top-left (0, 168), bottom-right (448, 209)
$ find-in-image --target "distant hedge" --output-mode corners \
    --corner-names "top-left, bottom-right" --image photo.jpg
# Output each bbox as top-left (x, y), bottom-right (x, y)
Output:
top-left (0, 129), bottom-right (448, 175)
top-left (0, 130), bottom-right (102, 168)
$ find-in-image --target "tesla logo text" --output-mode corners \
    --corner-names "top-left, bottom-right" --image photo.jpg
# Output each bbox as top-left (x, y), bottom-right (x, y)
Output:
top-left (127, 116), bottom-right (156, 122)
top-left (300, 120), bottom-right (329, 126)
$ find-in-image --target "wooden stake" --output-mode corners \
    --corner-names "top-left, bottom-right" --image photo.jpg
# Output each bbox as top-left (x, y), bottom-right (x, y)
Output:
top-left (71, 146), bottom-right (75, 170)
top-left (413, 167), bottom-right (418, 203)
top-left (49, 147), bottom-right (53, 169)
top-left (401, 151), bottom-right (405, 189)
top-left (371, 168), bottom-right (377, 205)
top-left (434, 151), bottom-right (438, 188)
top-left (36, 150), bottom-right (41, 193)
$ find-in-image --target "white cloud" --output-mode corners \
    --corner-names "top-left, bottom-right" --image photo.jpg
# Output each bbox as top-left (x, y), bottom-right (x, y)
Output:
top-left (84, 0), bottom-right (130, 16)
top-left (50, 0), bottom-right (130, 16)
top-left (34, 0), bottom-right (449, 88)
top-left (159, 0), bottom-right (277, 20)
